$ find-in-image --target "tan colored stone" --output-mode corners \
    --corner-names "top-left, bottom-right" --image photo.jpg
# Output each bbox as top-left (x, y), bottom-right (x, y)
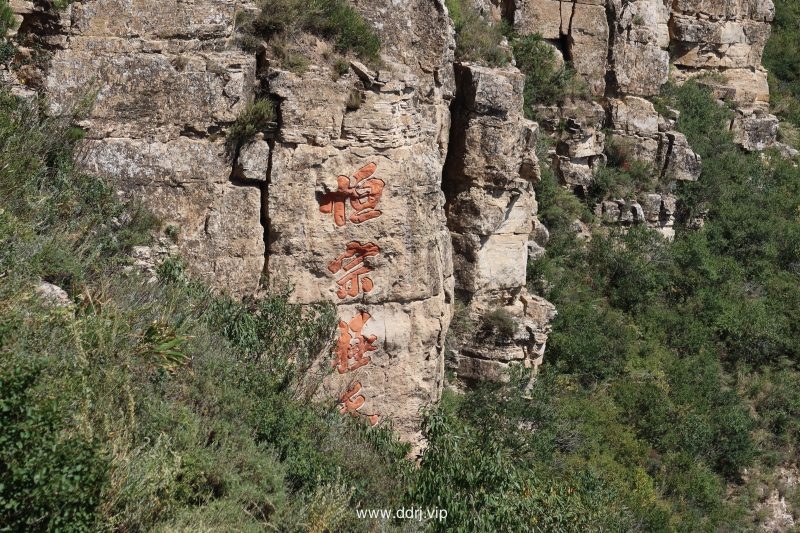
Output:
top-left (46, 47), bottom-right (254, 140)
top-left (732, 110), bottom-right (779, 151)
top-left (235, 139), bottom-right (270, 182)
top-left (443, 63), bottom-right (553, 381)
top-left (609, 96), bottom-right (660, 135)
top-left (261, 0), bottom-right (458, 444)
top-left (569, 3), bottom-right (609, 97)
top-left (612, 41), bottom-right (669, 96)
top-left (671, 16), bottom-right (772, 69)
top-left (514, 0), bottom-right (563, 40)
top-left (81, 137), bottom-right (265, 296)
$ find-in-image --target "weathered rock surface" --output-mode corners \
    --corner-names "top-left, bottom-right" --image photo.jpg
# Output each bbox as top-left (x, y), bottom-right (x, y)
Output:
top-left (443, 63), bottom-right (555, 381)
top-left (669, 0), bottom-right (778, 149)
top-left (263, 5), bottom-right (458, 438)
top-left (511, 0), bottom-right (774, 236)
top-left (26, 0), bottom-right (264, 296)
top-left (14, 0), bottom-right (460, 444)
top-left (5, 0), bottom-right (784, 443)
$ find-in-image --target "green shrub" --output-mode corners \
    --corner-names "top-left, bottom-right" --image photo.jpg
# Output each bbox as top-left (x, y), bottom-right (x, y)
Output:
top-left (244, 0), bottom-right (381, 64)
top-left (0, 361), bottom-right (107, 531)
top-left (657, 80), bottom-right (733, 158)
top-left (410, 385), bottom-right (639, 532)
top-left (226, 99), bottom-right (275, 151)
top-left (0, 0), bottom-right (15, 36)
top-left (333, 57), bottom-right (349, 78)
top-left (533, 147), bottom-right (592, 239)
top-left (764, 0), bottom-right (800, 126)
top-left (480, 308), bottom-right (518, 340)
top-left (513, 33), bottom-right (585, 113)
top-left (446, 0), bottom-right (511, 66)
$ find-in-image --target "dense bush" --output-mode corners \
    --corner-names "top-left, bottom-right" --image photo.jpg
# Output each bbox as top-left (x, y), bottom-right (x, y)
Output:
top-left (445, 0), bottom-right (510, 67)
top-left (512, 33), bottom-right (585, 112)
top-left (410, 383), bottom-right (639, 532)
top-left (0, 0), bottom-right (14, 36)
top-left (480, 308), bottom-right (518, 340)
top-left (0, 362), bottom-right (107, 531)
top-left (764, 0), bottom-right (800, 128)
top-left (240, 0), bottom-right (381, 64)
top-left (523, 78), bottom-right (800, 528)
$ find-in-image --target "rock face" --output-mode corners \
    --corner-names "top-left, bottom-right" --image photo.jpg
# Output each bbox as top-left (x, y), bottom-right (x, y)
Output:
top-left (4, 0), bottom-right (781, 442)
top-left (443, 63), bottom-right (555, 381)
top-left (12, 0), bottom-right (460, 444)
top-left (511, 0), bottom-right (774, 237)
top-left (670, 0), bottom-right (777, 150)
top-left (30, 0), bottom-right (265, 297)
top-left (262, 0), bottom-right (457, 441)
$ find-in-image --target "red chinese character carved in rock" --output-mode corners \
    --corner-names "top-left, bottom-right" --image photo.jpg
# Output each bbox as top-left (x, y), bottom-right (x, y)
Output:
top-left (339, 382), bottom-right (379, 426)
top-left (319, 163), bottom-right (385, 227)
top-left (328, 241), bottom-right (380, 299)
top-left (334, 311), bottom-right (378, 374)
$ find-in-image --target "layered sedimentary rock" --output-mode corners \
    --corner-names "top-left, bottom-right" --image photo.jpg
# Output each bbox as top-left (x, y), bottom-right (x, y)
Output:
top-left (5, 0), bottom-right (783, 440)
top-left (25, 0), bottom-right (266, 296)
top-left (515, 0), bottom-right (610, 96)
top-left (513, 0), bottom-right (775, 144)
top-left (670, 0), bottom-right (777, 150)
top-left (511, 0), bottom-right (773, 238)
top-left (262, 0), bottom-right (457, 440)
top-left (13, 0), bottom-right (460, 443)
top-left (443, 63), bottom-right (555, 381)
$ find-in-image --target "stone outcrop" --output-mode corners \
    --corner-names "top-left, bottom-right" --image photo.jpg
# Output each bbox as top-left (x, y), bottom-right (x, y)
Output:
top-left (443, 63), bottom-right (555, 381)
top-left (670, 0), bottom-right (777, 150)
top-left (3, 0), bottom-right (783, 443)
top-left (510, 0), bottom-right (773, 237)
top-left (515, 0), bottom-right (610, 97)
top-left (23, 0), bottom-right (265, 297)
top-left (262, 0), bottom-right (457, 441)
top-left (10, 0), bottom-right (460, 444)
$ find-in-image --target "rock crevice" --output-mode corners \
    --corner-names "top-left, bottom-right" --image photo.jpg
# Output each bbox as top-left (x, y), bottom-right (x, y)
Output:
top-left (3, 0), bottom-right (783, 443)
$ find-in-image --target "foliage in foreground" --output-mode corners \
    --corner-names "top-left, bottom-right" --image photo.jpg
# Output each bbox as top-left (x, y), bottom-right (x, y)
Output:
top-left (226, 99), bottom-right (276, 152)
top-left (0, 87), bottom-right (413, 532)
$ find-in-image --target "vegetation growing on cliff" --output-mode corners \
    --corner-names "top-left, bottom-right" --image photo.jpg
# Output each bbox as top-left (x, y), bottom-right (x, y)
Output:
top-left (0, 88), bottom-right (414, 531)
top-left (237, 0), bottom-right (381, 68)
top-left (765, 0), bottom-right (800, 131)
top-left (512, 33), bottom-right (586, 111)
top-left (521, 80), bottom-right (800, 529)
top-left (226, 99), bottom-right (276, 151)
top-left (445, 0), bottom-right (511, 67)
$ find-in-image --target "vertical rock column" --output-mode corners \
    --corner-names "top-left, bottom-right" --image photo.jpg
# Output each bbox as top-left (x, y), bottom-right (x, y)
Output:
top-left (262, 0), bottom-right (456, 444)
top-left (443, 63), bottom-right (555, 382)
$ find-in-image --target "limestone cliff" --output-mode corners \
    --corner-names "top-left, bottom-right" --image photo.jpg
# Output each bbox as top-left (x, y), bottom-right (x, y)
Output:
top-left (502, 0), bottom-right (777, 239)
top-left (2, 0), bottom-right (782, 442)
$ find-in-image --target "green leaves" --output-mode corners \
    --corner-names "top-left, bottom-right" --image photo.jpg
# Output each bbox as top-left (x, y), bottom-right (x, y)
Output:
top-left (513, 33), bottom-right (585, 112)
top-left (0, 361), bottom-right (107, 531)
top-left (226, 99), bottom-right (276, 152)
top-left (446, 0), bottom-right (512, 67)
top-left (241, 0), bottom-right (381, 65)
